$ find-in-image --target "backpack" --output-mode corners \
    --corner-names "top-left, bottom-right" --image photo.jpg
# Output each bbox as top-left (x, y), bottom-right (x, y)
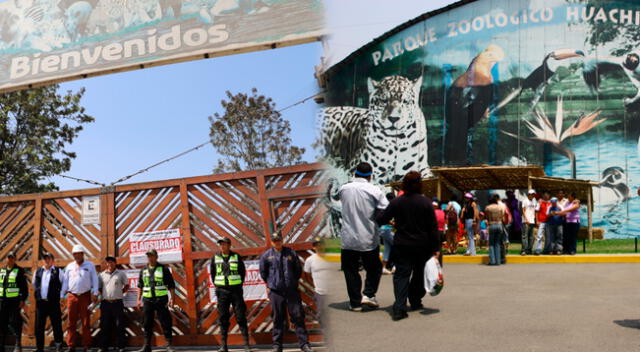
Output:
top-left (446, 208), bottom-right (458, 228)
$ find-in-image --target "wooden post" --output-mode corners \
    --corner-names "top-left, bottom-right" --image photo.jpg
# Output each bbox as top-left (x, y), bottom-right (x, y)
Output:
top-left (179, 182), bottom-right (199, 341)
top-left (100, 192), bottom-right (116, 257)
top-left (527, 173), bottom-right (532, 191)
top-left (28, 197), bottom-right (43, 342)
top-left (436, 178), bottom-right (442, 200)
top-left (257, 174), bottom-right (273, 246)
top-left (587, 186), bottom-right (593, 243)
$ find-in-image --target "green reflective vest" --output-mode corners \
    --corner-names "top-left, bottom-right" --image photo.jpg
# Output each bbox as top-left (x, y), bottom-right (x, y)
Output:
top-left (142, 266), bottom-right (168, 298)
top-left (0, 267), bottom-right (19, 298)
top-left (213, 254), bottom-right (242, 286)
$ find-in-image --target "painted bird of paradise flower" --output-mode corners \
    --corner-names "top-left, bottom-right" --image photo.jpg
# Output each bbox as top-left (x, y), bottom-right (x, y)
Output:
top-left (502, 96), bottom-right (604, 179)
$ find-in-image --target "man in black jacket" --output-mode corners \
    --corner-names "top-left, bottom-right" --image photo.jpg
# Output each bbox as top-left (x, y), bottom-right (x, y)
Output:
top-left (376, 171), bottom-right (439, 321)
top-left (0, 251), bottom-right (28, 352)
top-left (259, 233), bottom-right (312, 352)
top-left (32, 253), bottom-right (64, 352)
top-left (210, 237), bottom-right (250, 352)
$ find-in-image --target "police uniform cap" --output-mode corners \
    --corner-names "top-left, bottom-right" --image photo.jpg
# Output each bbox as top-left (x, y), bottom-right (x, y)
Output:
top-left (146, 248), bottom-right (158, 256)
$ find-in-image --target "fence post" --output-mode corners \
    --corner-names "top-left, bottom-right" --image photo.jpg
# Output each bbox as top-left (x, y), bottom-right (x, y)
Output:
top-left (179, 181), bottom-right (198, 342)
top-left (28, 197), bottom-right (43, 344)
top-left (256, 174), bottom-right (273, 246)
top-left (100, 190), bottom-right (116, 258)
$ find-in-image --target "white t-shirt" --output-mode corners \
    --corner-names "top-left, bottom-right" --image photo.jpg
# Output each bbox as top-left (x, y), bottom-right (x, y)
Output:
top-left (303, 253), bottom-right (331, 295)
top-left (522, 198), bottom-right (538, 224)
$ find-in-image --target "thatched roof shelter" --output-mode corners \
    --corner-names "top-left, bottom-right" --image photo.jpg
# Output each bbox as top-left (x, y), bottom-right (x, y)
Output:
top-left (388, 165), bottom-right (597, 240)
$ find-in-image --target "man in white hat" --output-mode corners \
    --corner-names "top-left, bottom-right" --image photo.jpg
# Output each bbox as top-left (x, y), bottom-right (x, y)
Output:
top-left (521, 190), bottom-right (538, 255)
top-left (61, 245), bottom-right (99, 352)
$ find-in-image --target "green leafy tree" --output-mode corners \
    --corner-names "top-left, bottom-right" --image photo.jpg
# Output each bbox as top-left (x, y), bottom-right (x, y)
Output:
top-left (0, 85), bottom-right (93, 194)
top-left (209, 88), bottom-right (306, 173)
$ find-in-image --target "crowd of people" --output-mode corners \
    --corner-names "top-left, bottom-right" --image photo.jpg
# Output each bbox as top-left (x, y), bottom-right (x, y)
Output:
top-left (0, 235), bottom-right (326, 352)
top-left (431, 189), bottom-right (582, 264)
top-left (337, 161), bottom-right (583, 320)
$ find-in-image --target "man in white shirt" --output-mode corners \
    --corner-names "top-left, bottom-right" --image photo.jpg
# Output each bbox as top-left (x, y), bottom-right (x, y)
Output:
top-left (338, 162), bottom-right (389, 311)
top-left (32, 253), bottom-right (64, 352)
top-left (61, 245), bottom-right (99, 352)
top-left (303, 238), bottom-right (331, 327)
top-left (98, 256), bottom-right (129, 352)
top-left (521, 190), bottom-right (538, 255)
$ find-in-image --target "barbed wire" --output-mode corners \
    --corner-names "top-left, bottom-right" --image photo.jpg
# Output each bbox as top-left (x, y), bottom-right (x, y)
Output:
top-left (60, 91), bottom-right (324, 188)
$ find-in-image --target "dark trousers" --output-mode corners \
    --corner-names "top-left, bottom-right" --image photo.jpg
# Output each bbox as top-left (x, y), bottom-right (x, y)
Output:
top-left (100, 300), bottom-right (126, 349)
top-left (563, 222), bottom-right (580, 254)
top-left (0, 298), bottom-right (23, 351)
top-left (142, 297), bottom-right (172, 341)
top-left (391, 245), bottom-right (429, 313)
top-left (269, 290), bottom-right (308, 348)
top-left (340, 247), bottom-right (382, 308)
top-left (216, 286), bottom-right (248, 334)
top-left (35, 299), bottom-right (63, 352)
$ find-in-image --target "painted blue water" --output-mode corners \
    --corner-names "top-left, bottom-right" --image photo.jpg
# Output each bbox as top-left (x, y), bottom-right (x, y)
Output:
top-left (548, 134), bottom-right (639, 238)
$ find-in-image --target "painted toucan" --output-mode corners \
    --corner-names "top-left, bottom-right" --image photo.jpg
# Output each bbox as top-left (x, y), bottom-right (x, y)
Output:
top-left (490, 48), bottom-right (585, 116)
top-left (444, 44), bottom-right (504, 165)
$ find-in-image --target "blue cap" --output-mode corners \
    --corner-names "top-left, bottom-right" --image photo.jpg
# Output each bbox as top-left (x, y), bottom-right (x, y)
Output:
top-left (550, 197), bottom-right (558, 202)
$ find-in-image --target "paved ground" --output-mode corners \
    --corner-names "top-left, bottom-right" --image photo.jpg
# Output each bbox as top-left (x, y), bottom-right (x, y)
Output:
top-left (322, 262), bottom-right (640, 352)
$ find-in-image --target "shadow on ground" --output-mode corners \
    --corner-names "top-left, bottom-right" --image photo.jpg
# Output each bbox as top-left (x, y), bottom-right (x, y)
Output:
top-left (613, 319), bottom-right (640, 329)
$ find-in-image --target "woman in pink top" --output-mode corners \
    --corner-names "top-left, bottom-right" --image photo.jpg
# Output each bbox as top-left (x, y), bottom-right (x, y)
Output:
top-left (558, 192), bottom-right (580, 255)
top-left (433, 199), bottom-right (445, 266)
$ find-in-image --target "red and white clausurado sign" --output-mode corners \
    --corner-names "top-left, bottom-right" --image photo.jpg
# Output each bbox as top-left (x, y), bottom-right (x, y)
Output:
top-left (208, 260), bottom-right (267, 302)
top-left (129, 229), bottom-right (183, 266)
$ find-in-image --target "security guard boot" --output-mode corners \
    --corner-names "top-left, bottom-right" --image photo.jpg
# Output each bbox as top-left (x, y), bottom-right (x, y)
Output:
top-left (136, 337), bottom-right (151, 352)
top-left (241, 328), bottom-right (251, 352)
top-left (217, 332), bottom-right (228, 352)
top-left (164, 338), bottom-right (175, 352)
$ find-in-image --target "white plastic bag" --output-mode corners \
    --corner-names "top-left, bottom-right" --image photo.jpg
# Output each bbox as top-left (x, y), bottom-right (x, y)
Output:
top-left (424, 256), bottom-right (444, 296)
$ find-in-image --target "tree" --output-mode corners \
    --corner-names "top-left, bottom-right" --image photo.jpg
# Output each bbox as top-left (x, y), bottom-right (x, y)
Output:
top-left (209, 88), bottom-right (306, 173)
top-left (0, 85), bottom-right (94, 194)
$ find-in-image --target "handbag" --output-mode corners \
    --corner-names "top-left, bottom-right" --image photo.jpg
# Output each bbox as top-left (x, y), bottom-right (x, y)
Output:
top-left (423, 256), bottom-right (444, 296)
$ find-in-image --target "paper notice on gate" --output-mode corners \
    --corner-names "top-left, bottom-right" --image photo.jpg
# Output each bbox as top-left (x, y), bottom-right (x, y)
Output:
top-left (123, 269), bottom-right (140, 308)
top-left (208, 260), bottom-right (268, 303)
top-left (129, 229), bottom-right (183, 266)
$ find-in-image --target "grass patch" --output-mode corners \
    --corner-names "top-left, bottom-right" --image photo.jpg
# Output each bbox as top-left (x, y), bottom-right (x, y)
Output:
top-left (321, 238), bottom-right (640, 254)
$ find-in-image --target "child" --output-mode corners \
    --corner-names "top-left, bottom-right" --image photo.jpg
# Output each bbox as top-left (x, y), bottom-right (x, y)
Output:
top-left (478, 212), bottom-right (488, 249)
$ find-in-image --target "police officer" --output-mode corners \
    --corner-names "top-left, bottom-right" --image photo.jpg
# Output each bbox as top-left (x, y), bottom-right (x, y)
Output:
top-left (136, 249), bottom-right (176, 352)
top-left (210, 238), bottom-right (251, 352)
top-left (0, 252), bottom-right (28, 352)
top-left (32, 253), bottom-right (64, 352)
top-left (259, 233), bottom-right (313, 352)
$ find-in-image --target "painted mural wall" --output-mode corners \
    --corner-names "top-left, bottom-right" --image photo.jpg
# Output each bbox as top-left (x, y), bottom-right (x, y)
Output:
top-left (320, 0), bottom-right (640, 238)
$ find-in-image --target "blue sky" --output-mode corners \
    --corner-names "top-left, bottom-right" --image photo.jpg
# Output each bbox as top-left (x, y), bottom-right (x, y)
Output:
top-left (51, 0), bottom-right (456, 191)
top-left (52, 42), bottom-right (322, 190)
